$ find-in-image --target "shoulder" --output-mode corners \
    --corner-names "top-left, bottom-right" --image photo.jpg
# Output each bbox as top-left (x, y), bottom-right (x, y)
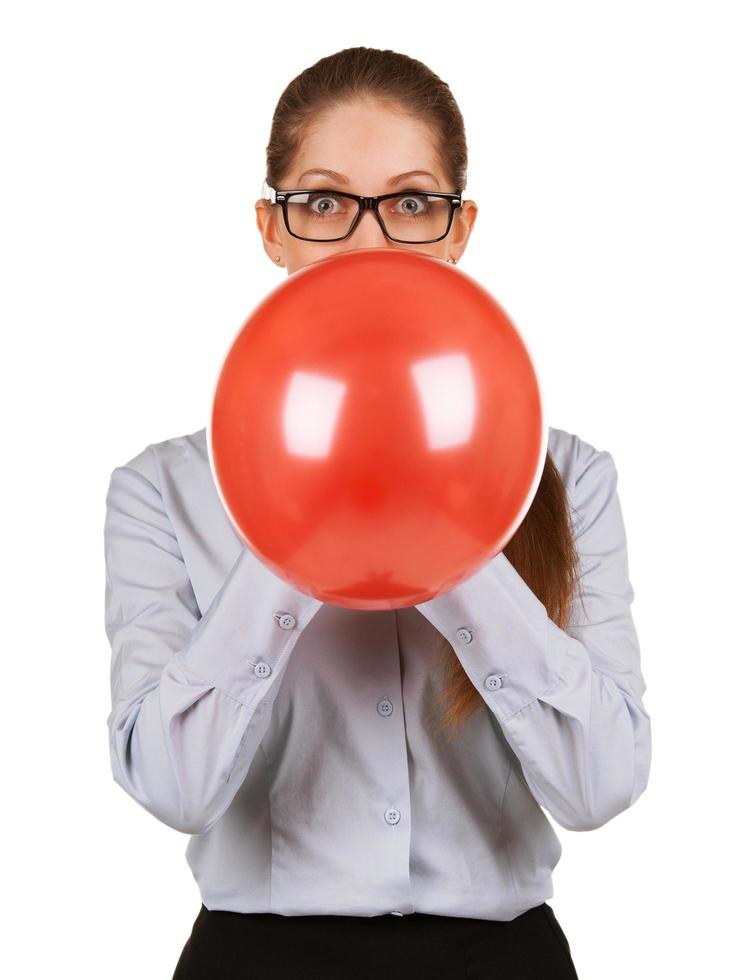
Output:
top-left (548, 424), bottom-right (616, 488)
top-left (548, 425), bottom-right (619, 527)
top-left (110, 426), bottom-right (209, 492)
top-left (117, 425), bottom-right (612, 492)
top-left (548, 424), bottom-right (624, 553)
top-left (113, 424), bottom-right (617, 514)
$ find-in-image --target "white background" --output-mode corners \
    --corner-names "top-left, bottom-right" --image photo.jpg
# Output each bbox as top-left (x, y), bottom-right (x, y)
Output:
top-left (2, 1), bottom-right (741, 976)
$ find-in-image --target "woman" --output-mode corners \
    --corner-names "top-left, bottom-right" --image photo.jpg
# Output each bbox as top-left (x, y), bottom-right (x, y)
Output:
top-left (103, 46), bottom-right (651, 979)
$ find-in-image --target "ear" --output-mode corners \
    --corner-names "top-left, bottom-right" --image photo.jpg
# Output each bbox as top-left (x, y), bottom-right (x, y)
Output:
top-left (449, 200), bottom-right (478, 258)
top-left (255, 199), bottom-right (284, 264)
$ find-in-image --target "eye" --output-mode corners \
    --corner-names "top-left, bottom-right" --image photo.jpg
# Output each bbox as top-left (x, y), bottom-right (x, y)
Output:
top-left (392, 194), bottom-right (430, 216)
top-left (306, 192), bottom-right (345, 215)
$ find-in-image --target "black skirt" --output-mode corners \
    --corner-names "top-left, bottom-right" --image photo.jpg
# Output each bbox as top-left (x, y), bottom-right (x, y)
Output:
top-left (172, 901), bottom-right (579, 979)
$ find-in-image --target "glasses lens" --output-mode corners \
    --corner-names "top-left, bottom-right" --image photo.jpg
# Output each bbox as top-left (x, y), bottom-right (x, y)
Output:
top-left (379, 194), bottom-right (452, 242)
top-left (286, 192), bottom-right (360, 241)
top-left (285, 192), bottom-right (452, 242)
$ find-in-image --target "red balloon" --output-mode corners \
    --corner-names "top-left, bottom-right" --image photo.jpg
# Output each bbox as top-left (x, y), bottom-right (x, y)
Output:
top-left (209, 247), bottom-right (546, 610)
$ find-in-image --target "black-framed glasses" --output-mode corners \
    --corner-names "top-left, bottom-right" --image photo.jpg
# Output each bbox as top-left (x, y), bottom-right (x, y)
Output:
top-left (265, 183), bottom-right (462, 244)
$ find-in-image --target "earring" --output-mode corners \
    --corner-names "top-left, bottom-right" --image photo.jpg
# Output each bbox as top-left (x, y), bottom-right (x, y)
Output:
top-left (275, 256), bottom-right (281, 263)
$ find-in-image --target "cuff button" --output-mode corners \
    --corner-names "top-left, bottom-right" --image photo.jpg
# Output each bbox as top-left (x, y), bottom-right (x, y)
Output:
top-left (275, 612), bottom-right (297, 630)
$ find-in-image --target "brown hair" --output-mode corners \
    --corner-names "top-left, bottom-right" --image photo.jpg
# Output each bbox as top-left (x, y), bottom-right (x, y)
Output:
top-left (264, 46), bottom-right (584, 740)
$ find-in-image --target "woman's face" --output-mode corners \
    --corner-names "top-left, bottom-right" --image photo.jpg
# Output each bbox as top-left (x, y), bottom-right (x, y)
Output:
top-left (255, 99), bottom-right (477, 275)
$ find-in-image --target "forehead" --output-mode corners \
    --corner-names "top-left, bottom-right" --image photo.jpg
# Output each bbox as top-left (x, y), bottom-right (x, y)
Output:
top-left (290, 100), bottom-right (443, 186)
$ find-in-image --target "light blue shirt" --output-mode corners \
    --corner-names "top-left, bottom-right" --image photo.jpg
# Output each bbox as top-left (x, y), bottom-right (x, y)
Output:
top-left (103, 425), bottom-right (651, 920)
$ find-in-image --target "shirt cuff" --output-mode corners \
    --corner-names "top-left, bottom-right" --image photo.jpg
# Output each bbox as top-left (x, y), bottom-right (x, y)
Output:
top-left (415, 551), bottom-right (566, 721)
top-left (178, 547), bottom-right (324, 709)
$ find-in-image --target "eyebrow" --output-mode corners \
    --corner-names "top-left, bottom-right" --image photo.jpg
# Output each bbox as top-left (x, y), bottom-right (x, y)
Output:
top-left (297, 168), bottom-right (441, 189)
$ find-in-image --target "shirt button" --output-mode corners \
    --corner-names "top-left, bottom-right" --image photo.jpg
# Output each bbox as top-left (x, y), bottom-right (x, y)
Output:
top-left (455, 627), bottom-right (473, 643)
top-left (254, 662), bottom-right (272, 678)
top-left (484, 673), bottom-right (503, 690)
top-left (377, 698), bottom-right (394, 717)
top-left (275, 613), bottom-right (296, 630)
top-left (384, 807), bottom-right (401, 825)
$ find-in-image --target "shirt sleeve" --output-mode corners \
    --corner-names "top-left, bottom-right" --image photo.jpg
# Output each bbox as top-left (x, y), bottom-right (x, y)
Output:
top-left (104, 462), bottom-right (323, 836)
top-left (415, 446), bottom-right (652, 832)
